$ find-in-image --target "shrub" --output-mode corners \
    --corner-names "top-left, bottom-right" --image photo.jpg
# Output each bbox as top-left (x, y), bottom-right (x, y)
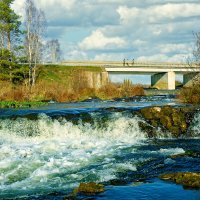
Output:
top-left (178, 83), bottom-right (200, 104)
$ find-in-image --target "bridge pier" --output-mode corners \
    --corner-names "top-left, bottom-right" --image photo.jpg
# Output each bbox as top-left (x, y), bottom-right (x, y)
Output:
top-left (183, 72), bottom-right (200, 87)
top-left (151, 72), bottom-right (175, 90)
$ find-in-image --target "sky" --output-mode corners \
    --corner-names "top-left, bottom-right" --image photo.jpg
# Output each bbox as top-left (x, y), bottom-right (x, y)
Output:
top-left (12, 0), bottom-right (200, 63)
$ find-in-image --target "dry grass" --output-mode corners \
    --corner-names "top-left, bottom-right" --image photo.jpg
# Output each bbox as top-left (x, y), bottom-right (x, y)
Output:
top-left (0, 75), bottom-right (145, 103)
top-left (178, 83), bottom-right (200, 104)
top-left (0, 81), bottom-right (145, 103)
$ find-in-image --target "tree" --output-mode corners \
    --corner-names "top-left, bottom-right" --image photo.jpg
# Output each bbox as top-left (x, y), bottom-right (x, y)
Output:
top-left (46, 39), bottom-right (61, 63)
top-left (0, 0), bottom-right (21, 51)
top-left (24, 0), bottom-right (46, 86)
top-left (179, 32), bottom-right (200, 104)
top-left (0, 48), bottom-right (15, 80)
top-left (193, 32), bottom-right (200, 68)
top-left (187, 32), bottom-right (200, 85)
top-left (0, 48), bottom-right (27, 83)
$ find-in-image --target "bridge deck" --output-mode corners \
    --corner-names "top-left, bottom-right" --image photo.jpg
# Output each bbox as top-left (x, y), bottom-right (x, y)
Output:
top-left (62, 61), bottom-right (198, 68)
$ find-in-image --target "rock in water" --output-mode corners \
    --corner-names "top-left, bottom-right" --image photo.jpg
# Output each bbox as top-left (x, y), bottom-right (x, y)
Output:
top-left (160, 172), bottom-right (200, 189)
top-left (139, 106), bottom-right (198, 137)
top-left (73, 182), bottom-right (105, 196)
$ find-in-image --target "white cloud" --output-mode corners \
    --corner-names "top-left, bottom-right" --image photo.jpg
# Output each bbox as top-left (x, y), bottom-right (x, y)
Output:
top-left (159, 43), bottom-right (193, 54)
top-left (94, 53), bottom-right (125, 61)
top-left (38, 0), bottom-right (76, 10)
top-left (11, 0), bottom-right (24, 18)
top-left (117, 3), bottom-right (200, 24)
top-left (66, 49), bottom-right (88, 60)
top-left (79, 30), bottom-right (126, 50)
top-left (12, 0), bottom-right (200, 62)
top-left (137, 53), bottom-right (190, 62)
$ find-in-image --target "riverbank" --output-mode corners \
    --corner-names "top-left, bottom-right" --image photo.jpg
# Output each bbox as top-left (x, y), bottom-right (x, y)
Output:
top-left (1, 64), bottom-right (199, 106)
top-left (0, 101), bottom-right (47, 108)
top-left (0, 65), bottom-right (147, 104)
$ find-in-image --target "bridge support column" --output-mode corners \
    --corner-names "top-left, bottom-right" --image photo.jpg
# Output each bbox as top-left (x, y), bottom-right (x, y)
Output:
top-left (151, 72), bottom-right (175, 90)
top-left (183, 73), bottom-right (200, 87)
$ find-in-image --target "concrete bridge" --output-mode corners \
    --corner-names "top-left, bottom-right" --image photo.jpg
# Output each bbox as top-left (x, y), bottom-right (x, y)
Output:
top-left (62, 61), bottom-right (200, 90)
top-left (104, 62), bottom-right (200, 90)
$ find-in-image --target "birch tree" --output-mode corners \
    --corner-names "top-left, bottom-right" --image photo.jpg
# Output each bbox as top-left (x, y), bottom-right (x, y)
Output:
top-left (193, 32), bottom-right (200, 68)
top-left (24, 0), bottom-right (46, 86)
top-left (46, 39), bottom-right (61, 63)
top-left (187, 32), bottom-right (200, 85)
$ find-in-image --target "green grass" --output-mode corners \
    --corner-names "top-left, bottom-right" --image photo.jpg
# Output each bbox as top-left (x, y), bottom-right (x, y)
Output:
top-left (37, 65), bottom-right (104, 83)
top-left (0, 101), bottom-right (47, 108)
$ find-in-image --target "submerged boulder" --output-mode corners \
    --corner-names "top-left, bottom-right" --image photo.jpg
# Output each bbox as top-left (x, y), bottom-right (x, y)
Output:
top-left (160, 172), bottom-right (200, 189)
top-left (170, 150), bottom-right (200, 159)
top-left (109, 179), bottom-right (128, 186)
top-left (73, 182), bottom-right (105, 196)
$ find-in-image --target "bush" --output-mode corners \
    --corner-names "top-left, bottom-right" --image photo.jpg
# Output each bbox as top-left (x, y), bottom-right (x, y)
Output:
top-left (178, 83), bottom-right (200, 104)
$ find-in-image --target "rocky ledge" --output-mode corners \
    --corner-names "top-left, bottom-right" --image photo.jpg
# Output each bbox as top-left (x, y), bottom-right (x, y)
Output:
top-left (73, 182), bottom-right (105, 196)
top-left (138, 106), bottom-right (200, 138)
top-left (160, 172), bottom-right (200, 189)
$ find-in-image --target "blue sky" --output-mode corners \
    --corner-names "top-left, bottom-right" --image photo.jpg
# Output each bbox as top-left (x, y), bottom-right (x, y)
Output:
top-left (13, 0), bottom-right (200, 62)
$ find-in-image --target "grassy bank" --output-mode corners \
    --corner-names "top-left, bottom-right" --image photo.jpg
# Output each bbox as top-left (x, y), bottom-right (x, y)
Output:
top-left (38, 65), bottom-right (103, 83)
top-left (0, 101), bottom-right (47, 108)
top-left (0, 65), bottom-right (145, 107)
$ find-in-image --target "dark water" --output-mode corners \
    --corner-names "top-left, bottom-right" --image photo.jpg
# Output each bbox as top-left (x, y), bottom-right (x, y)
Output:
top-left (0, 95), bottom-right (199, 199)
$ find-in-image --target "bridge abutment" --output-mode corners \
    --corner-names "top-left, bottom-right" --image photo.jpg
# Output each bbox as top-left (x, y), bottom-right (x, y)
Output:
top-left (151, 72), bottom-right (175, 90)
top-left (183, 72), bottom-right (200, 87)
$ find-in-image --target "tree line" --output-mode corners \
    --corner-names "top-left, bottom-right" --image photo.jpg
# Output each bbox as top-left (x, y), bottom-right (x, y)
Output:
top-left (0, 0), bottom-right (61, 87)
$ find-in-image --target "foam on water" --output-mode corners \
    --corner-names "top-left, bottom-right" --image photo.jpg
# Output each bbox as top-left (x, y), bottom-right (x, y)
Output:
top-left (190, 112), bottom-right (200, 137)
top-left (0, 109), bottom-right (200, 198)
top-left (0, 113), bottom-right (147, 198)
top-left (158, 148), bottom-right (185, 155)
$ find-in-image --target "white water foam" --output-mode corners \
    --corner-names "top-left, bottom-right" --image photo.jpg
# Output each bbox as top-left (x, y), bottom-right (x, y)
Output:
top-left (158, 148), bottom-right (185, 155)
top-left (190, 112), bottom-right (200, 137)
top-left (0, 113), bottom-right (146, 198)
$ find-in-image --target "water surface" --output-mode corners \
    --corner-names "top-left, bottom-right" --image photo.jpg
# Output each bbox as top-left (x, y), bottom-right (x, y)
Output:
top-left (0, 95), bottom-right (199, 199)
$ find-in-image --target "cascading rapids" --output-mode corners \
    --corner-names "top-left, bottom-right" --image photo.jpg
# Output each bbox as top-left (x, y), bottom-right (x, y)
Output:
top-left (0, 110), bottom-right (200, 198)
top-left (189, 112), bottom-right (200, 137)
top-left (0, 112), bottom-right (147, 198)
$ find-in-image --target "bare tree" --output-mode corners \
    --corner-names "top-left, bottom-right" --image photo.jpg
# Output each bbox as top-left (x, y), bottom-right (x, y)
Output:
top-left (193, 32), bottom-right (200, 68)
top-left (32, 9), bottom-right (46, 85)
top-left (24, 0), bottom-right (46, 86)
top-left (185, 32), bottom-right (200, 86)
top-left (46, 39), bottom-right (61, 63)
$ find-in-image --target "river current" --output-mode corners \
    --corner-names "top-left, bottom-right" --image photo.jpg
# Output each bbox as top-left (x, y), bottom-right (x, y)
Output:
top-left (0, 95), bottom-right (200, 199)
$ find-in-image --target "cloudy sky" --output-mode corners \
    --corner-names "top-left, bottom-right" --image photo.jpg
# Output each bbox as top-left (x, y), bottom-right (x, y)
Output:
top-left (13, 0), bottom-right (200, 62)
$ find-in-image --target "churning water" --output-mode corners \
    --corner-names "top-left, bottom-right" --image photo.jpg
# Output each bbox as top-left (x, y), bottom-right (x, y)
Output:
top-left (0, 96), bottom-right (200, 199)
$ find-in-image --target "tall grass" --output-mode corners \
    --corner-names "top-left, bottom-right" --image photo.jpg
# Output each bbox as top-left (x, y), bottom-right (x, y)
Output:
top-left (0, 66), bottom-right (144, 102)
top-left (0, 80), bottom-right (145, 103)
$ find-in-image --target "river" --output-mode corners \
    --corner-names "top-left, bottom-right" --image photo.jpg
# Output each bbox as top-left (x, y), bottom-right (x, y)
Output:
top-left (0, 95), bottom-right (200, 199)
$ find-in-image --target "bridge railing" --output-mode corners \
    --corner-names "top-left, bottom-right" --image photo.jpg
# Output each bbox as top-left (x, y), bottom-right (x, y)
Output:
top-left (61, 61), bottom-right (198, 68)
